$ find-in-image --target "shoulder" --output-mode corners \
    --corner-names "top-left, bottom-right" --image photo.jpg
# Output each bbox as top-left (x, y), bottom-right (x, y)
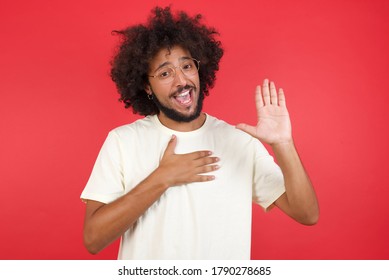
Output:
top-left (97, 116), bottom-right (158, 149)
top-left (207, 114), bottom-right (269, 155)
top-left (206, 114), bottom-right (255, 141)
top-left (111, 116), bottom-right (154, 133)
top-left (108, 116), bottom-right (156, 138)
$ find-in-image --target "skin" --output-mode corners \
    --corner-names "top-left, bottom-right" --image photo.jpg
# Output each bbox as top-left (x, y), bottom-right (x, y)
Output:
top-left (83, 46), bottom-right (319, 254)
top-left (236, 80), bottom-right (319, 224)
top-left (146, 46), bottom-right (205, 132)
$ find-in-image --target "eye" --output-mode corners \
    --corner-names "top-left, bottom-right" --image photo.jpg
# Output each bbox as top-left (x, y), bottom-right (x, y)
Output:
top-left (182, 62), bottom-right (194, 71)
top-left (157, 68), bottom-right (173, 79)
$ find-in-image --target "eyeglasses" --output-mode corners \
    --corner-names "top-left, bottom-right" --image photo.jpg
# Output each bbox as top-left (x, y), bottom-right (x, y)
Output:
top-left (148, 58), bottom-right (200, 84)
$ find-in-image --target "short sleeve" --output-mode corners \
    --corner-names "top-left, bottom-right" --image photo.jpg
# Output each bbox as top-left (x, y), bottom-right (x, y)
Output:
top-left (252, 140), bottom-right (285, 210)
top-left (80, 131), bottom-right (125, 204)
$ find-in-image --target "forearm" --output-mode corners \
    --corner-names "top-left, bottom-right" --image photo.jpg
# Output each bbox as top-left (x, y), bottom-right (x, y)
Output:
top-left (272, 141), bottom-right (319, 224)
top-left (83, 135), bottom-right (218, 254)
top-left (83, 169), bottom-right (169, 254)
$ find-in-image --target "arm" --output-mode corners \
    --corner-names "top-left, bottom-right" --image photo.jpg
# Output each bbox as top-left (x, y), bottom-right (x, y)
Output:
top-left (236, 79), bottom-right (319, 225)
top-left (83, 135), bottom-right (219, 254)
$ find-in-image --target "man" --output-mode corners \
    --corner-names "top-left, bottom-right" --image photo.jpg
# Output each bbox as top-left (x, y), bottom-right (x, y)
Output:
top-left (81, 6), bottom-right (319, 260)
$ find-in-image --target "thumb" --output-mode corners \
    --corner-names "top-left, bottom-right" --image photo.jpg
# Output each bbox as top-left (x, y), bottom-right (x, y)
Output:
top-left (163, 134), bottom-right (177, 156)
top-left (236, 123), bottom-right (257, 138)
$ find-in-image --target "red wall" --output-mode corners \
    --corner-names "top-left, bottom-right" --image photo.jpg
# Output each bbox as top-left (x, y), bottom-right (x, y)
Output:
top-left (1, 0), bottom-right (388, 259)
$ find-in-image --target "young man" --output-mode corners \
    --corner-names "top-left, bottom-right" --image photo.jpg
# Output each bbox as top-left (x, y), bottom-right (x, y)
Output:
top-left (81, 6), bottom-right (319, 259)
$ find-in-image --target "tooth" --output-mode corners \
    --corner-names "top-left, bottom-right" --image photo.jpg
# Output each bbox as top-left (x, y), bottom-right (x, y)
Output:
top-left (177, 91), bottom-right (189, 97)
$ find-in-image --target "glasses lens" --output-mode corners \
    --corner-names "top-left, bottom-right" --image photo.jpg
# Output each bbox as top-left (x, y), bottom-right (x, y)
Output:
top-left (153, 59), bottom-right (199, 84)
top-left (155, 67), bottom-right (174, 82)
top-left (181, 59), bottom-right (198, 75)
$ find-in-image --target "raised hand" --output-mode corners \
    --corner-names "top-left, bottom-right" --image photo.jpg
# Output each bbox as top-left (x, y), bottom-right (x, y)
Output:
top-left (157, 135), bottom-right (219, 186)
top-left (236, 79), bottom-right (292, 146)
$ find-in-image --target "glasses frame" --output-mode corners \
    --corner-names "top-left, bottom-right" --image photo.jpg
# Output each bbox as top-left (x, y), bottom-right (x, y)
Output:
top-left (148, 58), bottom-right (200, 84)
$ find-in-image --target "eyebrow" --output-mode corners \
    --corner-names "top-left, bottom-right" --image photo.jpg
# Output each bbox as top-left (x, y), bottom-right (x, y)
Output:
top-left (154, 56), bottom-right (193, 72)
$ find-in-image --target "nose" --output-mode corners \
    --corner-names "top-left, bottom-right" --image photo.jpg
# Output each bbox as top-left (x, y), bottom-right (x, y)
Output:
top-left (173, 67), bottom-right (188, 87)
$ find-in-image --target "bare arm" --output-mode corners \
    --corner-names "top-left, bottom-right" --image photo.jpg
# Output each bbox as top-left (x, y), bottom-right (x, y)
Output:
top-left (83, 135), bottom-right (219, 254)
top-left (271, 141), bottom-right (319, 225)
top-left (237, 79), bottom-right (319, 225)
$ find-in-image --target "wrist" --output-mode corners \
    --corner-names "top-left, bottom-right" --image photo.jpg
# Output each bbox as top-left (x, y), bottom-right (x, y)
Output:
top-left (270, 139), bottom-right (296, 153)
top-left (150, 167), bottom-right (171, 190)
top-left (141, 168), bottom-right (170, 193)
top-left (270, 138), bottom-right (294, 148)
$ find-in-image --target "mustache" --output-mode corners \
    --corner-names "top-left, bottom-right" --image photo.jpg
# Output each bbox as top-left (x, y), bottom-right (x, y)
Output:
top-left (170, 85), bottom-right (195, 97)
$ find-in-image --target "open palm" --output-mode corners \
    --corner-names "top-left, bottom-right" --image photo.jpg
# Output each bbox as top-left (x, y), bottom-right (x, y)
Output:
top-left (236, 79), bottom-right (292, 145)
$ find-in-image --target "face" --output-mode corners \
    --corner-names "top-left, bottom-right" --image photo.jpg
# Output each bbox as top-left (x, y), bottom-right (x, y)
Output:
top-left (146, 46), bottom-right (202, 123)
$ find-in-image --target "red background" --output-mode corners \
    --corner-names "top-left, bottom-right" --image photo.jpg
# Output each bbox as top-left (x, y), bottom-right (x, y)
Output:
top-left (1, 0), bottom-right (388, 259)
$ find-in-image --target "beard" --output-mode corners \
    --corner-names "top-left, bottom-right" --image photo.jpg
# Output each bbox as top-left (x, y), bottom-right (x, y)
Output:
top-left (152, 85), bottom-right (204, 123)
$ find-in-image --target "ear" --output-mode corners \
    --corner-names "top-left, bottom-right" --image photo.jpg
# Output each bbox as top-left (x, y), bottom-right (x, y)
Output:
top-left (144, 84), bottom-right (152, 95)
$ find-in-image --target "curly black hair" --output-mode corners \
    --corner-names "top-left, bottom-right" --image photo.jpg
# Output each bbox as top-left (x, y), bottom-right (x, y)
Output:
top-left (110, 6), bottom-right (224, 116)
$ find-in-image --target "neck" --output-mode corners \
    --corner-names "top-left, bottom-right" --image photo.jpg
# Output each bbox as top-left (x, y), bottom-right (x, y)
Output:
top-left (157, 112), bottom-right (206, 132)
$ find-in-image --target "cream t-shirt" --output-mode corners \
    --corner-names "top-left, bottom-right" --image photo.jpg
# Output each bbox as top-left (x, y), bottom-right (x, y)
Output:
top-left (81, 114), bottom-right (285, 259)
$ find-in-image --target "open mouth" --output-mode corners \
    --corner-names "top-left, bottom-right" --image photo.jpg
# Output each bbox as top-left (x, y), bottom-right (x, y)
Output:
top-left (173, 88), bottom-right (193, 107)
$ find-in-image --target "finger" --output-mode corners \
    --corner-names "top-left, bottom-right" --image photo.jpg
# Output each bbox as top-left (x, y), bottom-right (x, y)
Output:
top-left (255, 85), bottom-right (264, 111)
top-left (262, 79), bottom-right (271, 105)
top-left (194, 156), bottom-right (219, 167)
top-left (186, 150), bottom-right (213, 160)
top-left (236, 123), bottom-right (257, 138)
top-left (163, 134), bottom-right (177, 156)
top-left (195, 164), bottom-right (220, 174)
top-left (191, 174), bottom-right (216, 183)
top-left (270, 81), bottom-right (278, 105)
top-left (278, 88), bottom-right (286, 107)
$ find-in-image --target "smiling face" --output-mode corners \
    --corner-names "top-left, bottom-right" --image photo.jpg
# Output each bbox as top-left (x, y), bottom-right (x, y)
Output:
top-left (146, 45), bottom-right (203, 126)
